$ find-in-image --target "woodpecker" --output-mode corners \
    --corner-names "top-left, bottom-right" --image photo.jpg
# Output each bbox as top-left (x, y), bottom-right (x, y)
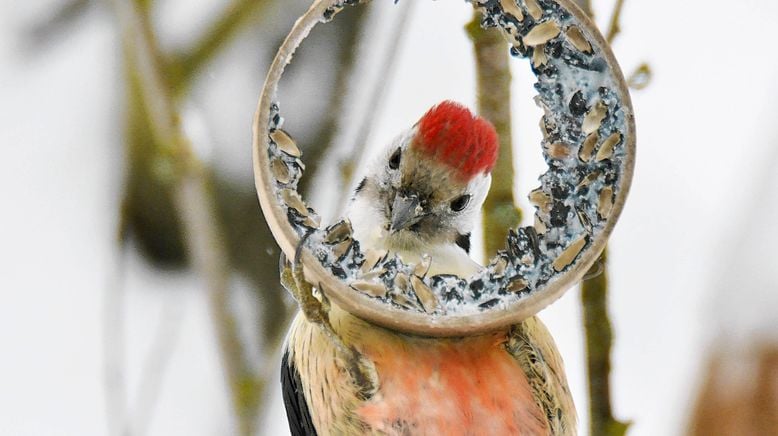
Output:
top-left (281, 101), bottom-right (576, 435)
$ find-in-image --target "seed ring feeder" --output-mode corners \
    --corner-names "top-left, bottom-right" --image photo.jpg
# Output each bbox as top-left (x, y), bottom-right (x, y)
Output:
top-left (253, 0), bottom-right (635, 337)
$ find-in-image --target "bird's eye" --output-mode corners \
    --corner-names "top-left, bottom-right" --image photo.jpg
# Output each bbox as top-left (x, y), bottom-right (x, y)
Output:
top-left (388, 148), bottom-right (402, 170)
top-left (450, 195), bottom-right (471, 212)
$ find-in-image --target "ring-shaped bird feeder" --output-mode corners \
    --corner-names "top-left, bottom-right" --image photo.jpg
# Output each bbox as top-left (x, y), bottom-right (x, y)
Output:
top-left (253, 0), bottom-right (635, 337)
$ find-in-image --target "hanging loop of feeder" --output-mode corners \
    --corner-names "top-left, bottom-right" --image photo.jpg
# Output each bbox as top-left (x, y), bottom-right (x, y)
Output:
top-left (253, 0), bottom-right (635, 337)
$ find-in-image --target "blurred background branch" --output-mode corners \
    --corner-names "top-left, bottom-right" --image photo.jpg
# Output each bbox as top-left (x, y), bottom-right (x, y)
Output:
top-left (465, 12), bottom-right (521, 259)
top-left (111, 0), bottom-right (259, 433)
top-left (578, 2), bottom-right (635, 435)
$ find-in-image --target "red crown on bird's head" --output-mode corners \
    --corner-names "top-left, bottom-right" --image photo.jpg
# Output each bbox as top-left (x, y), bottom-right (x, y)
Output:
top-left (413, 100), bottom-right (499, 182)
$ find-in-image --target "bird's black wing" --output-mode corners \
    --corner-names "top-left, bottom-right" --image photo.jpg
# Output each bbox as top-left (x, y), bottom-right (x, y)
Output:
top-left (281, 349), bottom-right (318, 436)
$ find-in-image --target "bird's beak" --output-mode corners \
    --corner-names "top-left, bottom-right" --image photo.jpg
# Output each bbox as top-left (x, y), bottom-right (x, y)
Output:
top-left (390, 194), bottom-right (424, 233)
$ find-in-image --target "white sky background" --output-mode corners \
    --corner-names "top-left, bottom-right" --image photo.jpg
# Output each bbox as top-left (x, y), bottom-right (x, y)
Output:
top-left (1, 0), bottom-right (777, 435)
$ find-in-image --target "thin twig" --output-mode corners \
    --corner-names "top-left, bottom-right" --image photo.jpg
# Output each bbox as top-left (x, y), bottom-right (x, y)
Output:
top-left (111, 1), bottom-right (260, 433)
top-left (173, 0), bottom-right (274, 90)
top-left (23, 0), bottom-right (92, 50)
top-left (466, 12), bottom-right (521, 258)
top-left (605, 0), bottom-right (626, 43)
top-left (581, 250), bottom-right (630, 436)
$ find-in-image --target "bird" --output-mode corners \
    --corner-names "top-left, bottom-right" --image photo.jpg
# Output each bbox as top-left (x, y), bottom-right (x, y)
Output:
top-left (281, 101), bottom-right (576, 435)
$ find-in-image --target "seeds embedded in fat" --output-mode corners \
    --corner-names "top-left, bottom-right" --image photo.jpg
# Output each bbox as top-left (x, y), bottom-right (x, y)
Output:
top-left (413, 254), bottom-right (432, 278)
top-left (529, 187), bottom-right (553, 212)
top-left (493, 256), bottom-right (508, 278)
top-left (565, 25), bottom-right (592, 53)
top-left (524, 0), bottom-right (543, 20)
top-left (523, 21), bottom-right (560, 46)
top-left (411, 275), bottom-right (443, 314)
top-left (552, 236), bottom-right (588, 272)
top-left (361, 249), bottom-right (388, 273)
top-left (271, 158), bottom-right (291, 184)
top-left (506, 277), bottom-right (528, 293)
top-left (582, 101), bottom-right (607, 134)
top-left (270, 129), bottom-right (301, 158)
top-left (547, 142), bottom-right (571, 159)
top-left (595, 132), bottom-right (621, 162)
top-left (500, 0), bottom-right (524, 21)
top-left (532, 44), bottom-right (549, 68)
top-left (579, 132), bottom-right (599, 162)
top-left (280, 189), bottom-right (308, 216)
top-left (324, 219), bottom-right (353, 244)
top-left (598, 186), bottom-right (614, 219)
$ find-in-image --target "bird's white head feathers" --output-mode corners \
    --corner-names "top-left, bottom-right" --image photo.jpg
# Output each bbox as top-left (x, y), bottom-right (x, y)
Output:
top-left (347, 101), bottom-right (498, 273)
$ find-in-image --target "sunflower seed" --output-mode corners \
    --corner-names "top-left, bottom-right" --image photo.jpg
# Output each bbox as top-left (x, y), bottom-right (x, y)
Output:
top-left (598, 186), bottom-right (614, 219)
top-left (506, 277), bottom-right (528, 293)
top-left (565, 25), bottom-right (592, 54)
top-left (394, 272), bottom-right (410, 292)
top-left (529, 187), bottom-right (553, 212)
top-left (493, 255), bottom-right (509, 278)
top-left (270, 129), bottom-right (301, 158)
top-left (413, 254), bottom-right (432, 278)
top-left (547, 142), bottom-right (571, 159)
top-left (532, 44), bottom-right (548, 68)
top-left (577, 207), bottom-right (593, 233)
top-left (361, 249), bottom-right (388, 273)
top-left (500, 0), bottom-right (524, 21)
top-left (523, 20), bottom-right (560, 46)
top-left (350, 280), bottom-right (387, 298)
top-left (595, 132), bottom-right (621, 162)
top-left (534, 214), bottom-right (548, 235)
top-left (411, 275), bottom-right (443, 314)
top-left (301, 215), bottom-right (320, 229)
top-left (552, 236), bottom-right (588, 272)
top-left (577, 170), bottom-right (601, 189)
top-left (324, 219), bottom-right (353, 244)
top-left (524, 0), bottom-right (543, 20)
top-left (579, 132), bottom-right (599, 162)
top-left (390, 292), bottom-right (417, 310)
top-left (271, 158), bottom-right (291, 184)
top-left (330, 238), bottom-right (352, 260)
top-left (582, 101), bottom-right (607, 134)
top-left (280, 189), bottom-right (308, 216)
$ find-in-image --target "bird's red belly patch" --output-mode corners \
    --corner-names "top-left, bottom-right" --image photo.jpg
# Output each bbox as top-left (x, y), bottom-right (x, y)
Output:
top-left (356, 332), bottom-right (548, 435)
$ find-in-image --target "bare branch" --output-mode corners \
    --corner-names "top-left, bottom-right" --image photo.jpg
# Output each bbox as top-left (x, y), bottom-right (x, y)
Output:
top-left (110, 1), bottom-right (262, 433)
top-left (24, 0), bottom-right (92, 50)
top-left (627, 62), bottom-right (652, 90)
top-left (606, 0), bottom-right (626, 43)
top-left (581, 249), bottom-right (631, 436)
top-left (174, 0), bottom-right (274, 89)
top-left (466, 12), bottom-right (521, 259)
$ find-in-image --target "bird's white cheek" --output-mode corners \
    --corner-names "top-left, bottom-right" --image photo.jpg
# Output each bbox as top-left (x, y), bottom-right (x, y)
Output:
top-left (347, 192), bottom-right (389, 249)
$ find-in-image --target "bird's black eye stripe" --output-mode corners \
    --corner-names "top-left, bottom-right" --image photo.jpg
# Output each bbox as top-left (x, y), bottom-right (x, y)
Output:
top-left (450, 194), bottom-right (471, 212)
top-left (388, 148), bottom-right (402, 170)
